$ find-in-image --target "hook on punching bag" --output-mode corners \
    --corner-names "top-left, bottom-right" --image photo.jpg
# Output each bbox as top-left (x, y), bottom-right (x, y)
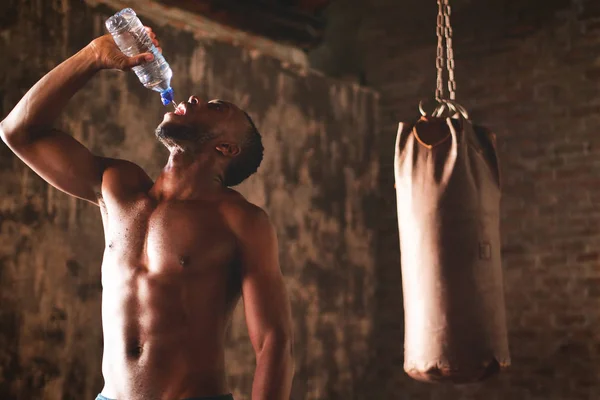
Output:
top-left (395, 0), bottom-right (510, 384)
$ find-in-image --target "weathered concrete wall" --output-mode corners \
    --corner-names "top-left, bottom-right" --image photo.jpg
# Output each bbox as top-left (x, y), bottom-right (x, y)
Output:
top-left (0, 1), bottom-right (379, 399)
top-left (312, 0), bottom-right (600, 399)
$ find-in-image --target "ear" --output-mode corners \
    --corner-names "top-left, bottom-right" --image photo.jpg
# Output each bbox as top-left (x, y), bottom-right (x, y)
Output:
top-left (215, 142), bottom-right (241, 158)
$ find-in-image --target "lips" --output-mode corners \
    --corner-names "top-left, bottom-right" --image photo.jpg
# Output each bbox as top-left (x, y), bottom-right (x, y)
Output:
top-left (174, 103), bottom-right (187, 115)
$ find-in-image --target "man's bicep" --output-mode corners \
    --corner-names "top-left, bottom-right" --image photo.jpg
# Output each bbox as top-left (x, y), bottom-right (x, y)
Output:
top-left (2, 127), bottom-right (103, 204)
top-left (240, 212), bottom-right (293, 348)
top-left (243, 271), bottom-right (292, 344)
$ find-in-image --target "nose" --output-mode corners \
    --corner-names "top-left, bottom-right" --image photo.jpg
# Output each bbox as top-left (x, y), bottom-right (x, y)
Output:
top-left (188, 96), bottom-right (200, 105)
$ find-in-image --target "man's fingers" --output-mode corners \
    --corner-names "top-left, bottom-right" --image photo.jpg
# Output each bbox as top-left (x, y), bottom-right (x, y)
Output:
top-left (145, 26), bottom-right (157, 40)
top-left (144, 27), bottom-right (160, 48)
top-left (123, 52), bottom-right (154, 69)
top-left (139, 52), bottom-right (155, 63)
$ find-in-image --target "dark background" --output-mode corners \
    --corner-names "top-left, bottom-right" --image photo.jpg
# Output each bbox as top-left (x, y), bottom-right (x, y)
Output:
top-left (0, 0), bottom-right (599, 399)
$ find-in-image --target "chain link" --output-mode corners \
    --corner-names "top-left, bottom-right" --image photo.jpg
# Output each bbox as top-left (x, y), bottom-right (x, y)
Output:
top-left (435, 0), bottom-right (457, 101)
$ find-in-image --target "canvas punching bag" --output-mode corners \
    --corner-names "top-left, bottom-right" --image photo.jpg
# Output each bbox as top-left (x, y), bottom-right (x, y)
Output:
top-left (394, 0), bottom-right (510, 383)
top-left (395, 114), bottom-right (510, 383)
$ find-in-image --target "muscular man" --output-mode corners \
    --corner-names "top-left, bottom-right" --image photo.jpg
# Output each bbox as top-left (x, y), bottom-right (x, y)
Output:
top-left (0, 28), bottom-right (294, 400)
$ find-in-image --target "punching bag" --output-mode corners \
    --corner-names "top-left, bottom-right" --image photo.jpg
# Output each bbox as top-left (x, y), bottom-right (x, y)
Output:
top-left (394, 113), bottom-right (510, 383)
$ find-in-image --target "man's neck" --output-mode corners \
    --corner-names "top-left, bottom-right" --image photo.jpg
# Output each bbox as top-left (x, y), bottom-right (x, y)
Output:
top-left (150, 150), bottom-right (225, 201)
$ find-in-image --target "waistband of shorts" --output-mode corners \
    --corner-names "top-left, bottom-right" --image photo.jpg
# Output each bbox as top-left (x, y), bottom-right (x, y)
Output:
top-left (96, 394), bottom-right (234, 400)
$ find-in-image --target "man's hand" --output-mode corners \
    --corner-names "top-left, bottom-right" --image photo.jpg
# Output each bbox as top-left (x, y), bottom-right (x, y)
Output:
top-left (86, 27), bottom-right (162, 71)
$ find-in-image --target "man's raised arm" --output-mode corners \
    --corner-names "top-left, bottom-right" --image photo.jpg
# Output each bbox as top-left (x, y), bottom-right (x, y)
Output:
top-left (0, 30), bottom-right (158, 204)
top-left (237, 206), bottom-right (294, 399)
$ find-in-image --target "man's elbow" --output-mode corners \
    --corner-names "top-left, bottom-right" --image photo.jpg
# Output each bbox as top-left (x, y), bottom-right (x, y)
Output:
top-left (0, 120), bottom-right (11, 145)
top-left (0, 118), bottom-right (27, 147)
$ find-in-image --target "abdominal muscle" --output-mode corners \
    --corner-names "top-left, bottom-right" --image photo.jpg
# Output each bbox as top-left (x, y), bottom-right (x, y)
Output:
top-left (99, 257), bottom-right (238, 400)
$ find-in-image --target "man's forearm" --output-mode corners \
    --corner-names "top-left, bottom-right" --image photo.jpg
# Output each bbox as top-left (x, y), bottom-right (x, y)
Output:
top-left (252, 336), bottom-right (294, 400)
top-left (1, 46), bottom-right (99, 141)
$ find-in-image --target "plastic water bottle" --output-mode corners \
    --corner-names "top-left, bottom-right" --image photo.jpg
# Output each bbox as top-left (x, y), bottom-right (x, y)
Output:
top-left (105, 8), bottom-right (176, 107)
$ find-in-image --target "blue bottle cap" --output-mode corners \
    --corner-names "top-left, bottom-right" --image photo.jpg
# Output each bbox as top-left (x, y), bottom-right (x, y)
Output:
top-left (160, 87), bottom-right (174, 106)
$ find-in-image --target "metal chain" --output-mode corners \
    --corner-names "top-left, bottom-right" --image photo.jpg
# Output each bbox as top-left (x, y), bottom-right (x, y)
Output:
top-left (443, 0), bottom-right (456, 100)
top-left (435, 0), bottom-right (445, 101)
top-left (435, 0), bottom-right (457, 101)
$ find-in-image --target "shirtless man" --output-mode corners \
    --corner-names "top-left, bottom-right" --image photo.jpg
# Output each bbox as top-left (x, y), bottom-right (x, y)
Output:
top-left (0, 28), bottom-right (294, 400)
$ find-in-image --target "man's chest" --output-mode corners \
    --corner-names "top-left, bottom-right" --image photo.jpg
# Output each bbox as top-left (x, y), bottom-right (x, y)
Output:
top-left (99, 196), bottom-right (238, 274)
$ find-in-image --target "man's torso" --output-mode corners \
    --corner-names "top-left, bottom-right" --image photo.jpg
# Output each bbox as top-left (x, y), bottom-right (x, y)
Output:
top-left (97, 161), bottom-right (244, 399)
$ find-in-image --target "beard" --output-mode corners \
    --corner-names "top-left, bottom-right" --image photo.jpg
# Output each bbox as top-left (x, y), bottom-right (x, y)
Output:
top-left (155, 122), bottom-right (196, 141)
top-left (155, 123), bottom-right (216, 151)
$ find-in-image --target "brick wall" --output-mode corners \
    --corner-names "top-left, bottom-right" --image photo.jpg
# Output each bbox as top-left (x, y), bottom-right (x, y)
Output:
top-left (314, 0), bottom-right (600, 398)
top-left (0, 1), bottom-right (379, 399)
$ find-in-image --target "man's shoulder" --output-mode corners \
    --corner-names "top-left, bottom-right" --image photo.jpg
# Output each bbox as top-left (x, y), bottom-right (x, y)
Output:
top-left (220, 189), bottom-right (272, 235)
top-left (100, 157), bottom-right (148, 175)
top-left (98, 157), bottom-right (153, 198)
